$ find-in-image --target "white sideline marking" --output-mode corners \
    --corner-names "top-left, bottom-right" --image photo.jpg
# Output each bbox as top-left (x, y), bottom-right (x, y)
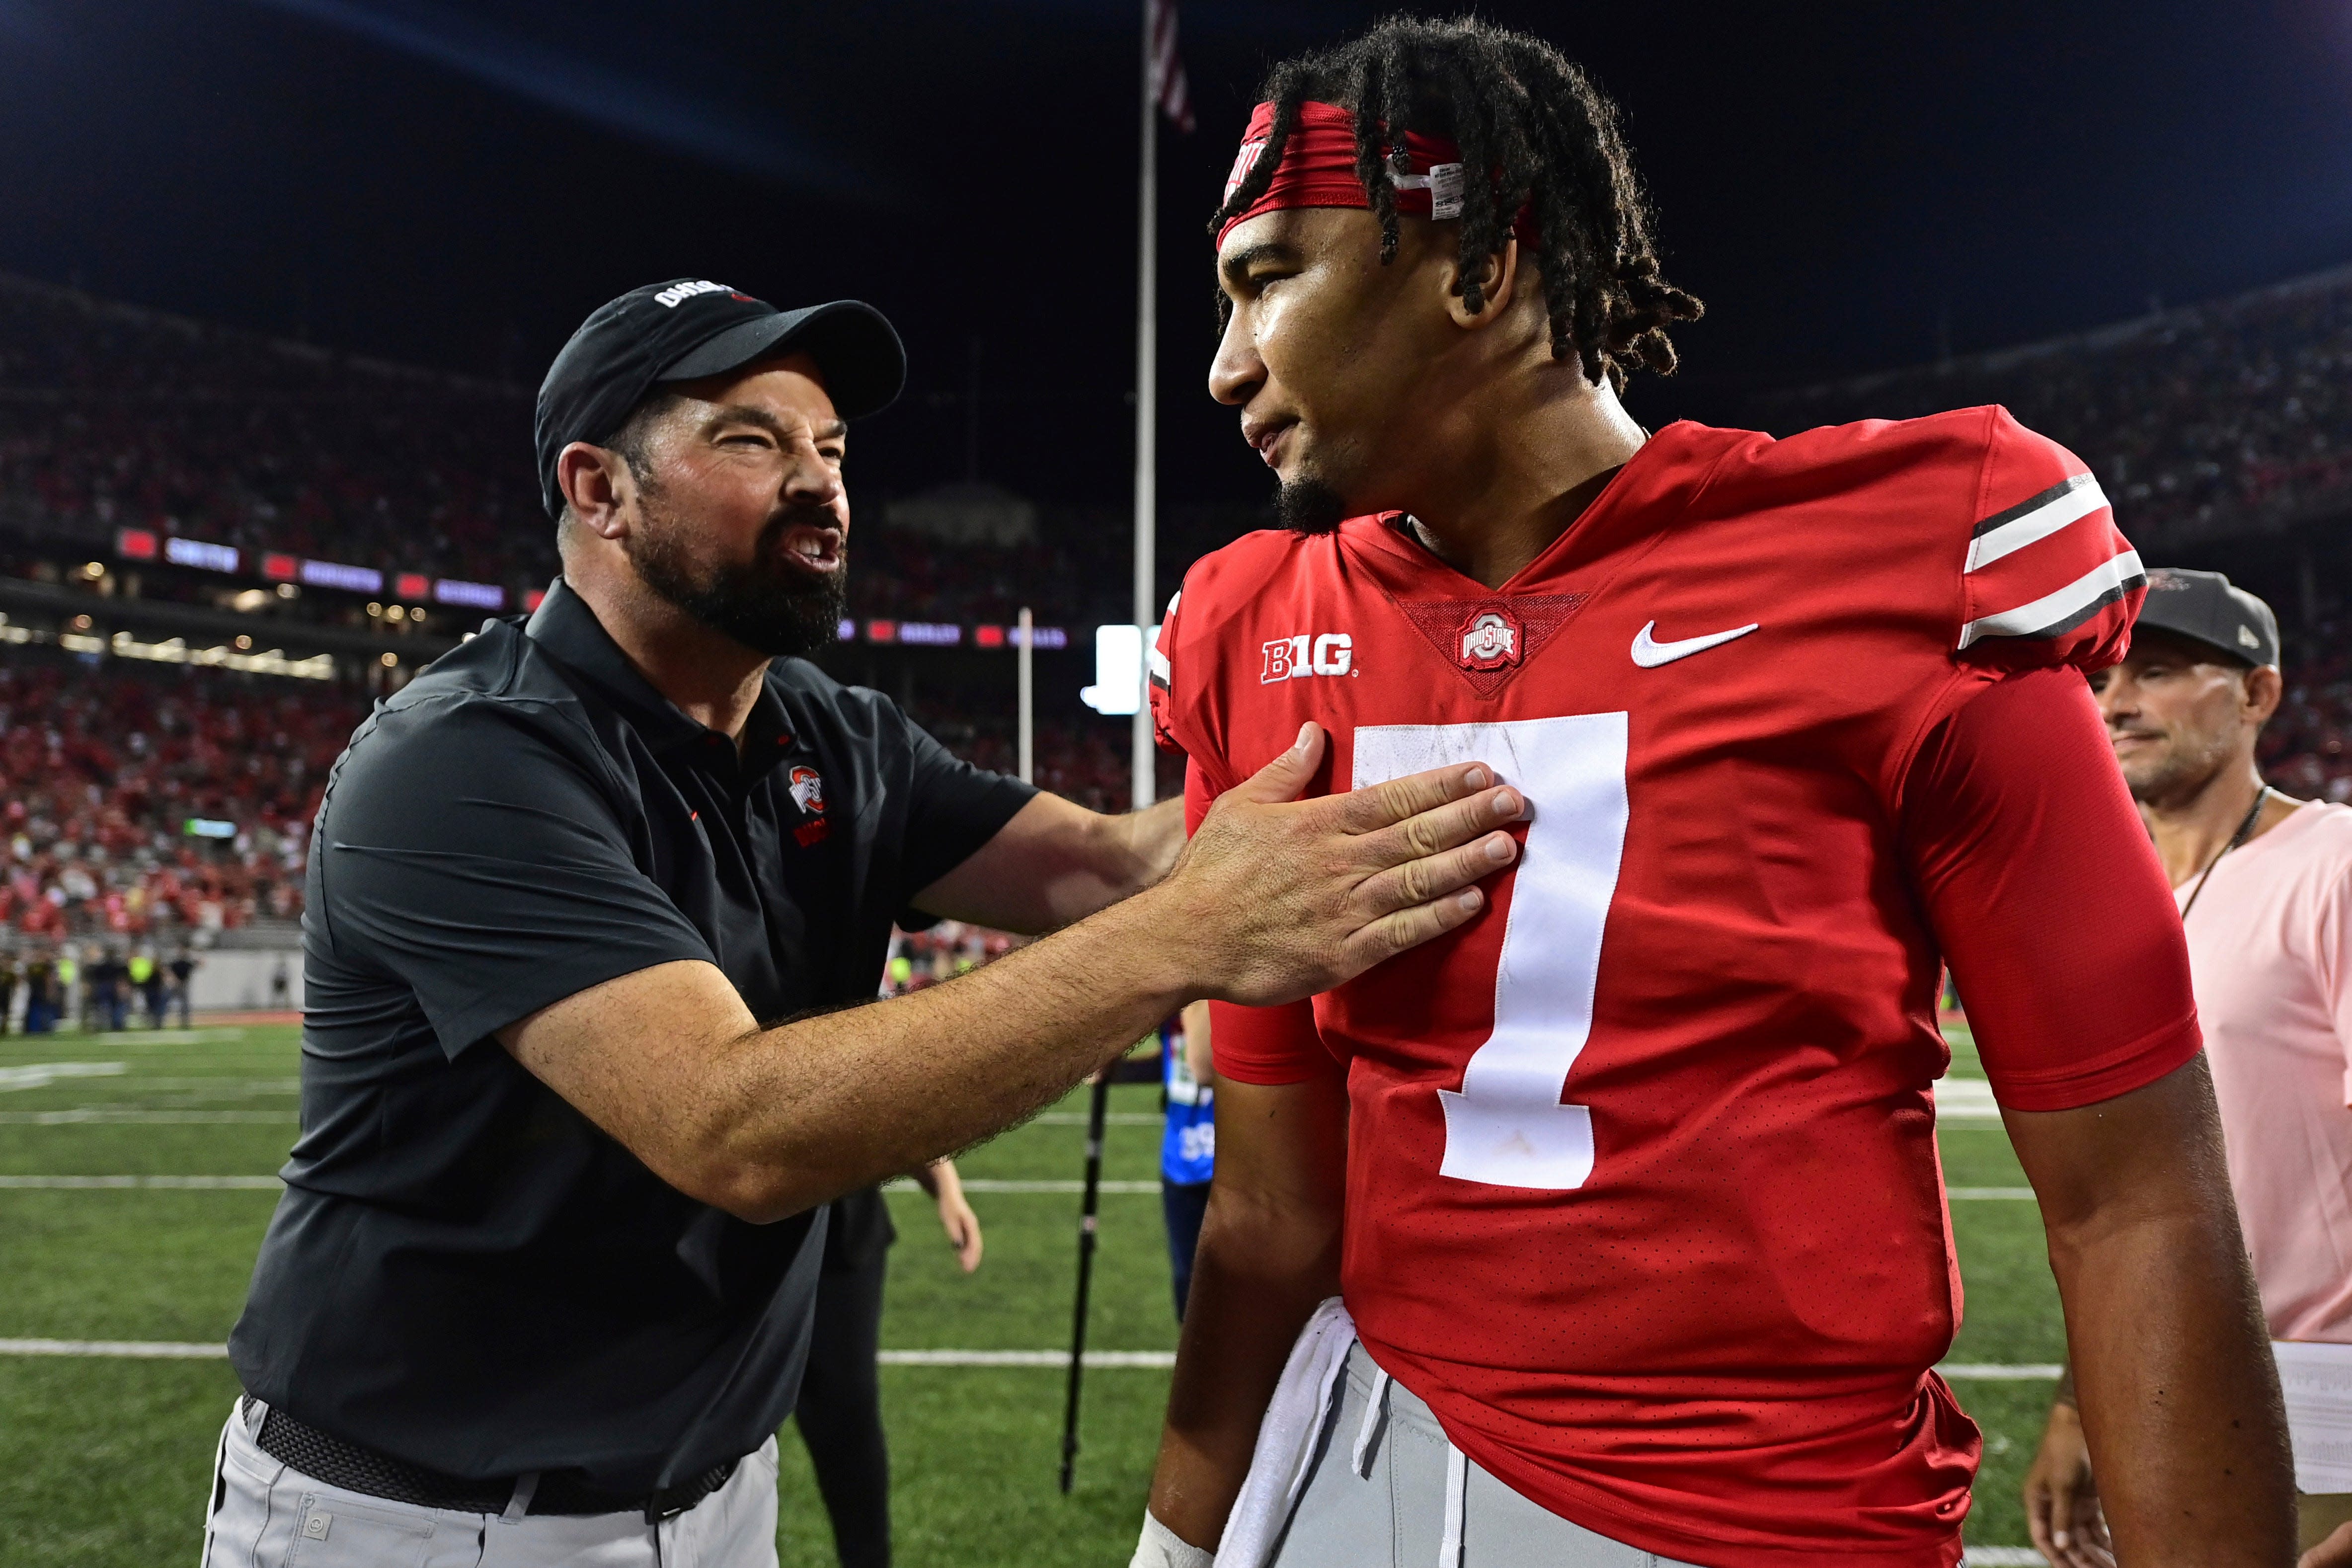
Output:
top-left (1935, 1078), bottom-right (2003, 1122)
top-left (0, 1110), bottom-right (293, 1124)
top-left (0, 1177), bottom-right (2025, 1199)
top-left (0, 1062), bottom-right (126, 1093)
top-left (1030, 1112), bottom-right (1162, 1127)
top-left (0, 1338), bottom-right (228, 1358)
top-left (883, 1178), bottom-right (1162, 1195)
top-left (0, 1175), bottom-right (282, 1189)
top-left (876, 1350), bottom-right (1177, 1368)
top-left (0, 1176), bottom-right (1158, 1194)
top-left (0, 1338), bottom-right (2061, 1382)
top-left (1963, 1552), bottom-right (2052, 1566)
top-left (1939, 1363), bottom-right (2062, 1380)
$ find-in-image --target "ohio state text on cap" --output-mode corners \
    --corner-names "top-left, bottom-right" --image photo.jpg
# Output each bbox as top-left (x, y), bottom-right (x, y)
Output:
top-left (534, 279), bottom-right (906, 519)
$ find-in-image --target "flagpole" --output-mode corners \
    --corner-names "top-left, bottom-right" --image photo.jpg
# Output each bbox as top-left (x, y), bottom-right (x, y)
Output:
top-left (1130, 0), bottom-right (1158, 812)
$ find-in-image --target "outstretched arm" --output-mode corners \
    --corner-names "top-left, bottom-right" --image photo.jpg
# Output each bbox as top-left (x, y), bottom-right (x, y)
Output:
top-left (503, 726), bottom-right (1522, 1223)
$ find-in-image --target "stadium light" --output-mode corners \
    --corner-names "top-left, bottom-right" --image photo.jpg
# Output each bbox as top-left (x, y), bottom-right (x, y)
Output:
top-left (1079, 624), bottom-right (1156, 715)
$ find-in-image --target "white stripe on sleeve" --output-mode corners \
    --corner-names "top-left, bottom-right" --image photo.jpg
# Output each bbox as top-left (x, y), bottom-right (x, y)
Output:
top-left (1958, 548), bottom-right (2145, 649)
top-left (1965, 476), bottom-right (2112, 573)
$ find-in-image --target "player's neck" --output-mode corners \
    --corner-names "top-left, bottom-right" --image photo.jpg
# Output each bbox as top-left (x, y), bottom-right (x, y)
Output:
top-left (2140, 755), bottom-right (2294, 888)
top-left (1393, 376), bottom-right (1648, 589)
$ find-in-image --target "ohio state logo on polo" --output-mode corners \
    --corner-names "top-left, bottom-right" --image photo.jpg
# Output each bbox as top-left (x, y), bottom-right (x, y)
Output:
top-left (1457, 607), bottom-right (1521, 670)
top-left (787, 766), bottom-right (825, 816)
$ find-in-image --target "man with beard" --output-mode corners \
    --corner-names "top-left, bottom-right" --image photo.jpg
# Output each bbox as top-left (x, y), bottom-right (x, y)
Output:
top-left (1136, 17), bottom-right (2288, 1568)
top-left (205, 280), bottom-right (1524, 1567)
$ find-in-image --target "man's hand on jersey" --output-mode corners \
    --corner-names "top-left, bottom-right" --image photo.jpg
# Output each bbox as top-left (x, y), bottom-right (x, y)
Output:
top-left (2025, 1401), bottom-right (2114, 1568)
top-left (1157, 720), bottom-right (1519, 1004)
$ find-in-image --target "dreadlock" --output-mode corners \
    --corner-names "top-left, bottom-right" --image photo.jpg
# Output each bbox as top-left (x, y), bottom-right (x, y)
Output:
top-left (1210, 14), bottom-right (1703, 391)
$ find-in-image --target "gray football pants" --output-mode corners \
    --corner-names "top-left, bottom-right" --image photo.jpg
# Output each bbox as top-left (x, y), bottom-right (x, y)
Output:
top-left (1268, 1345), bottom-right (1706, 1568)
top-left (199, 1397), bottom-right (780, 1568)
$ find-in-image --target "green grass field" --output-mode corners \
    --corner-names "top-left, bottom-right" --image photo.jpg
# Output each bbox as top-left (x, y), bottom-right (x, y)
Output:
top-left (0, 1022), bottom-right (2057, 1565)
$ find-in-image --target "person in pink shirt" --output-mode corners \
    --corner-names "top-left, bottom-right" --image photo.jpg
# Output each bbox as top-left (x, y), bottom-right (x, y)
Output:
top-left (2028, 568), bottom-right (2352, 1567)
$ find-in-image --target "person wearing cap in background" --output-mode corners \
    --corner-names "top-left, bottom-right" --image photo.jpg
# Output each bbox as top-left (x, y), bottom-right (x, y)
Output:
top-left (2027, 567), bottom-right (2352, 1568)
top-left (199, 279), bottom-right (1527, 1567)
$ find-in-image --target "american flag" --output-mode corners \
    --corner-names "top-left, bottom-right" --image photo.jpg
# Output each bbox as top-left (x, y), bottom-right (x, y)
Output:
top-left (1149, 0), bottom-right (1194, 133)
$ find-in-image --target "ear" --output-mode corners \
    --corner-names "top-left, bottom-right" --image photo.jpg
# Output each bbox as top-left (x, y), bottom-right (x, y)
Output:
top-left (556, 442), bottom-right (633, 541)
top-left (2244, 663), bottom-right (2283, 728)
top-left (1440, 235), bottom-right (1522, 333)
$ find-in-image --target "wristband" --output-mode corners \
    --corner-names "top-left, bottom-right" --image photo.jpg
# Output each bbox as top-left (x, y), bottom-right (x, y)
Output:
top-left (1131, 1508), bottom-right (1216, 1568)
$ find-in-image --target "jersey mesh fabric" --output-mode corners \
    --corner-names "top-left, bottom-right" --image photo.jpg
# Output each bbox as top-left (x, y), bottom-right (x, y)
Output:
top-left (1154, 410), bottom-right (2192, 1568)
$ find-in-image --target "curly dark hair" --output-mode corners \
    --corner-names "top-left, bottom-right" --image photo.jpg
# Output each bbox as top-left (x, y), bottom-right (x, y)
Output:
top-left (1211, 14), bottom-right (1703, 391)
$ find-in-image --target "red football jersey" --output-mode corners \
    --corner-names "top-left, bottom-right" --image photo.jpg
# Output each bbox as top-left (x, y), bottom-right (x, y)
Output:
top-left (1152, 409), bottom-right (2195, 1567)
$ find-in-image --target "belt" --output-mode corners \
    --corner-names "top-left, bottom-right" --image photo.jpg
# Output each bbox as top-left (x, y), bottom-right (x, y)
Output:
top-left (246, 1399), bottom-right (740, 1524)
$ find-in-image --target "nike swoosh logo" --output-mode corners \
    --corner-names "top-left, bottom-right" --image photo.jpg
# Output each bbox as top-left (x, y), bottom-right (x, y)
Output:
top-left (1630, 620), bottom-right (1760, 667)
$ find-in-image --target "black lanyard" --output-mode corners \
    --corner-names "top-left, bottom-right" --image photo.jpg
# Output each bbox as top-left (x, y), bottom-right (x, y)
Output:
top-left (2179, 786), bottom-right (2272, 921)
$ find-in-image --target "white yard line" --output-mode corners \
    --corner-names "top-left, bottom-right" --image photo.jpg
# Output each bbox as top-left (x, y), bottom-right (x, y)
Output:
top-left (0, 1062), bottom-right (126, 1092)
top-left (876, 1349), bottom-right (1177, 1367)
top-left (0, 1175), bottom-right (282, 1189)
top-left (0, 1176), bottom-right (1158, 1193)
top-left (0, 1337), bottom-right (229, 1358)
top-left (1028, 1112), bottom-right (1163, 1127)
top-left (0, 1337), bottom-right (2060, 1382)
top-left (0, 1110), bottom-right (293, 1124)
top-left (0, 1176), bottom-right (2030, 1200)
top-left (883, 1178), bottom-right (1162, 1195)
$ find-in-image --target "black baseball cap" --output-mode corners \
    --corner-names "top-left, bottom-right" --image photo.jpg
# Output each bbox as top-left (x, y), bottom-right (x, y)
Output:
top-left (2132, 567), bottom-right (2280, 668)
top-left (534, 279), bottom-right (906, 519)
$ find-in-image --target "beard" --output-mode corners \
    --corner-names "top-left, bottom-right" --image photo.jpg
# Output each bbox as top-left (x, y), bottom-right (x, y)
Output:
top-left (627, 494), bottom-right (848, 660)
top-left (1274, 476), bottom-right (1350, 537)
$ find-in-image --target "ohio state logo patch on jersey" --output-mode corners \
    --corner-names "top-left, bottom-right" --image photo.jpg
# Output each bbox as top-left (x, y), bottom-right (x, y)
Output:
top-left (1458, 608), bottom-right (1522, 671)
top-left (787, 766), bottom-right (825, 816)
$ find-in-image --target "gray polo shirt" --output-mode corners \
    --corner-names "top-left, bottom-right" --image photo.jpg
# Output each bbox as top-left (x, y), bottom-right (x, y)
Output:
top-left (228, 578), bottom-right (1034, 1492)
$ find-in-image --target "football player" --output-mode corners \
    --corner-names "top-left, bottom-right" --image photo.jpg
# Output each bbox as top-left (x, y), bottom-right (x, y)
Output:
top-left (1135, 17), bottom-right (2291, 1568)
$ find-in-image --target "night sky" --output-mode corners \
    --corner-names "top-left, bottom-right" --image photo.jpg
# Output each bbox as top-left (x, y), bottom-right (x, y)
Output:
top-left (2, 0), bottom-right (2348, 510)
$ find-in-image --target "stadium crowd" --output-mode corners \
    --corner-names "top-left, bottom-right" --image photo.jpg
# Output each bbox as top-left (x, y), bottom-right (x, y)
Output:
top-left (0, 274), bottom-right (1231, 630)
top-left (0, 659), bottom-right (357, 942)
top-left (1765, 266), bottom-right (2352, 548)
top-left (8, 263), bottom-right (2352, 939)
top-left (0, 276), bottom-right (549, 593)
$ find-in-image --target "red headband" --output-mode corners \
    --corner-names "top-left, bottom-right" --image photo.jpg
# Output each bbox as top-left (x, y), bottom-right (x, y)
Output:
top-left (1215, 100), bottom-right (1535, 250)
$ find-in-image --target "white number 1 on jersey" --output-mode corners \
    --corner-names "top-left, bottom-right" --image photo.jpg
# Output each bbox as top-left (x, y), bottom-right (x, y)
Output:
top-left (1352, 714), bottom-right (1630, 1190)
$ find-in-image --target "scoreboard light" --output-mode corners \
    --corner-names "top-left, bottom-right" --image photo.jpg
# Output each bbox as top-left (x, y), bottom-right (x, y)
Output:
top-left (395, 572), bottom-right (432, 602)
top-left (261, 553), bottom-right (300, 581)
top-left (896, 621), bottom-right (961, 646)
top-left (301, 558), bottom-right (384, 594)
top-left (114, 527), bottom-right (157, 561)
top-left (432, 578), bottom-right (505, 611)
top-left (974, 625), bottom-right (1006, 648)
top-left (865, 619), bottom-right (898, 644)
top-left (836, 618), bottom-right (857, 642)
top-left (1080, 625), bottom-right (1153, 715)
top-left (163, 537), bottom-right (240, 574)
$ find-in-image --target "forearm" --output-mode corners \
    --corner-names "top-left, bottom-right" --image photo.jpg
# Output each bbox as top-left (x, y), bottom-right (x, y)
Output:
top-left (1030, 797), bottom-right (1185, 927)
top-left (1148, 1188), bottom-right (1341, 1548)
top-left (700, 890), bottom-right (1188, 1217)
top-left (2049, 1206), bottom-right (2291, 1565)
